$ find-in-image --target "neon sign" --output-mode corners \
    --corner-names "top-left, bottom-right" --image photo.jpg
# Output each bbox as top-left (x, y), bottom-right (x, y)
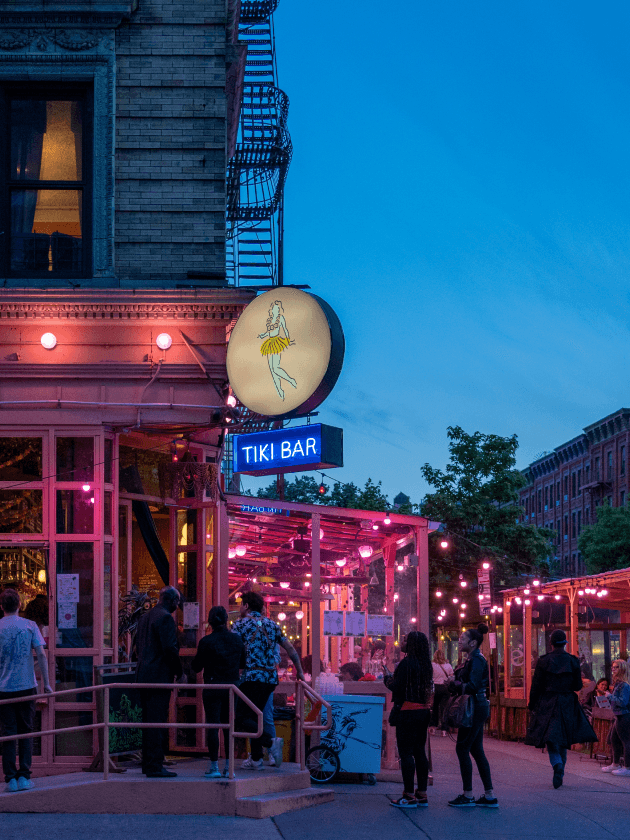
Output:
top-left (233, 424), bottom-right (343, 476)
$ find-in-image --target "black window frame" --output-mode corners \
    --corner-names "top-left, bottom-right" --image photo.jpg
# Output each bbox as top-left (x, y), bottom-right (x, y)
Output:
top-left (0, 82), bottom-right (93, 280)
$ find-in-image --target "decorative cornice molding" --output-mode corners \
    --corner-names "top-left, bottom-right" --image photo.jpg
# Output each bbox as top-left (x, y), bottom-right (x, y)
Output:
top-left (0, 290), bottom-right (254, 321)
top-left (0, 27), bottom-right (104, 51)
top-left (0, 14), bottom-right (127, 28)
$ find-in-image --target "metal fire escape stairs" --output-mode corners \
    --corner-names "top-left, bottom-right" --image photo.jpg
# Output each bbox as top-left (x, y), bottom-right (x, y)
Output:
top-left (226, 0), bottom-right (292, 287)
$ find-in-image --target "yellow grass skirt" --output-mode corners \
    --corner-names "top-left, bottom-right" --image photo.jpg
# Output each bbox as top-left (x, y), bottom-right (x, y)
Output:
top-left (260, 335), bottom-right (290, 356)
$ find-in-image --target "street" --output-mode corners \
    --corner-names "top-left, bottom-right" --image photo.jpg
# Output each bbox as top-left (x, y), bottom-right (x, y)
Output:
top-left (4, 734), bottom-right (630, 840)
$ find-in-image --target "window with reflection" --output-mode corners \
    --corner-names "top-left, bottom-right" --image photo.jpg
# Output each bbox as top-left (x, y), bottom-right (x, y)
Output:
top-left (2, 85), bottom-right (91, 278)
top-left (56, 437), bottom-right (94, 482)
top-left (56, 542), bottom-right (94, 648)
top-left (0, 437), bottom-right (42, 481)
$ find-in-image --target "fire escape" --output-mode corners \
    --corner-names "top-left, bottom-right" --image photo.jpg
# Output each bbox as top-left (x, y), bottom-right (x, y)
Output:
top-left (226, 0), bottom-right (292, 287)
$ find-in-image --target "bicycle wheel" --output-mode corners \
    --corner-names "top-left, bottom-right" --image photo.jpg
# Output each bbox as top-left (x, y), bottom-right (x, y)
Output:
top-left (305, 744), bottom-right (340, 784)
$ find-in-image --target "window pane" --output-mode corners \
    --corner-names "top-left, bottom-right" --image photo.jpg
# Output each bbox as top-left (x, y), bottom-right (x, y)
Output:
top-left (118, 505), bottom-right (128, 599)
top-left (0, 489), bottom-right (42, 533)
top-left (177, 551), bottom-right (197, 602)
top-left (104, 438), bottom-right (113, 484)
top-left (0, 437), bottom-right (42, 480)
top-left (11, 190), bottom-right (82, 272)
top-left (0, 547), bottom-right (48, 600)
top-left (104, 491), bottom-right (113, 536)
top-left (177, 510), bottom-right (197, 546)
top-left (56, 489), bottom-right (94, 534)
top-left (55, 711), bottom-right (93, 755)
top-left (104, 543), bottom-right (112, 648)
top-left (119, 445), bottom-right (170, 497)
top-left (56, 542), bottom-right (94, 648)
top-left (57, 437), bottom-right (94, 482)
top-left (55, 655), bottom-right (93, 703)
top-left (11, 100), bottom-right (82, 181)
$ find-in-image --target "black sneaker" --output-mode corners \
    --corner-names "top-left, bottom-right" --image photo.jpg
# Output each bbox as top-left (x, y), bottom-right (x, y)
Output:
top-left (475, 795), bottom-right (499, 808)
top-left (552, 763), bottom-right (563, 789)
top-left (448, 794), bottom-right (476, 807)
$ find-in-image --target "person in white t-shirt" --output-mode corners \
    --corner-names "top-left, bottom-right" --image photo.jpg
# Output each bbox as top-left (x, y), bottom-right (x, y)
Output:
top-left (0, 589), bottom-right (52, 792)
top-left (431, 649), bottom-right (454, 734)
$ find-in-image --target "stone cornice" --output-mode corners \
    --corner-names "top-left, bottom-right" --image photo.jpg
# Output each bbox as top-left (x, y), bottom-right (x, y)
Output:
top-left (0, 289), bottom-right (256, 321)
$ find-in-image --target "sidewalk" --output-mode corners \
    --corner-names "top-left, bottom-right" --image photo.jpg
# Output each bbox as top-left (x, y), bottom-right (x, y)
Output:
top-left (2, 734), bottom-right (630, 840)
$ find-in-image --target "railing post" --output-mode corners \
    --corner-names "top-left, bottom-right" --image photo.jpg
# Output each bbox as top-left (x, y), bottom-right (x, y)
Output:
top-left (103, 685), bottom-right (110, 781)
top-left (228, 687), bottom-right (235, 780)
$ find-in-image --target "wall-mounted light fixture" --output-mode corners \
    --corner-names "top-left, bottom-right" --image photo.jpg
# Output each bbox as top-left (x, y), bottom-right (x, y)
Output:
top-left (156, 333), bottom-right (172, 350)
top-left (41, 333), bottom-right (57, 350)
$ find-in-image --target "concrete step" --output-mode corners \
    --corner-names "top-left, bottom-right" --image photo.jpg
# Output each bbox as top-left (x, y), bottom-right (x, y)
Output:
top-left (236, 786), bottom-right (334, 818)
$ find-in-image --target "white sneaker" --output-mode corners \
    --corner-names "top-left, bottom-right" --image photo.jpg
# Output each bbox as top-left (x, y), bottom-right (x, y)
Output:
top-left (268, 753), bottom-right (276, 767)
top-left (241, 755), bottom-right (264, 770)
top-left (611, 767), bottom-right (630, 776)
top-left (269, 737), bottom-right (284, 769)
top-left (602, 763), bottom-right (621, 773)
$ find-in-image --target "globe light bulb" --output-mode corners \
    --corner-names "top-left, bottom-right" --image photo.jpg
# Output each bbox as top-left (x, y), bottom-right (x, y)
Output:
top-left (482, 562), bottom-right (491, 570)
top-left (279, 582), bottom-right (290, 589)
top-left (235, 545), bottom-right (246, 557)
top-left (82, 483), bottom-right (91, 492)
top-left (384, 515), bottom-right (391, 525)
top-left (435, 590), bottom-right (442, 597)
top-left (156, 333), bottom-right (172, 350)
top-left (440, 540), bottom-right (449, 549)
top-left (358, 545), bottom-right (373, 559)
top-left (41, 332), bottom-right (57, 350)
top-left (295, 610), bottom-right (304, 620)
top-left (228, 548), bottom-right (236, 559)
top-left (335, 557), bottom-right (347, 567)
top-left (227, 395), bottom-right (237, 407)
top-left (277, 612), bottom-right (286, 621)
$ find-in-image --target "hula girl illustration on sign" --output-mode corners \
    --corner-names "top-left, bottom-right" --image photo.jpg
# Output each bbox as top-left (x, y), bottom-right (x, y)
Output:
top-left (258, 300), bottom-right (297, 400)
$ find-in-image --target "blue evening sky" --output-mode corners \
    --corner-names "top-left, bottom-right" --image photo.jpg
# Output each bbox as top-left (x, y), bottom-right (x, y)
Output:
top-left (241, 1), bottom-right (630, 506)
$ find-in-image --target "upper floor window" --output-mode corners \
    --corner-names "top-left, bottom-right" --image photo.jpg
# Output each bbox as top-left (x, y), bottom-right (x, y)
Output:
top-left (607, 451), bottom-right (613, 480)
top-left (621, 446), bottom-right (626, 477)
top-left (1, 84), bottom-right (92, 279)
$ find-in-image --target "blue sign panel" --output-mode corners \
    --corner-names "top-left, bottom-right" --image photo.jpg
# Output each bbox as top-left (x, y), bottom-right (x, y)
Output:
top-left (233, 424), bottom-right (343, 476)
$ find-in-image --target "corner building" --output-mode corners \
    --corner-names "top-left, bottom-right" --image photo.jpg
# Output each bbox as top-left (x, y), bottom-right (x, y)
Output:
top-left (0, 1), bottom-right (260, 772)
top-left (519, 408), bottom-right (630, 577)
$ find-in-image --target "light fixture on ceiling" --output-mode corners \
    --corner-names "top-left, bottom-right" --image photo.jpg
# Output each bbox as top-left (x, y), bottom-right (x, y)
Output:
top-left (358, 545), bottom-right (373, 559)
top-left (295, 610), bottom-right (304, 620)
top-left (335, 557), bottom-right (347, 567)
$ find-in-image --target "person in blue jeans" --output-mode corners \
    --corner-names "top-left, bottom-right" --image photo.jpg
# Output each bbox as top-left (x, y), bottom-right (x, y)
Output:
top-left (526, 629), bottom-right (596, 788)
top-left (448, 624), bottom-right (498, 808)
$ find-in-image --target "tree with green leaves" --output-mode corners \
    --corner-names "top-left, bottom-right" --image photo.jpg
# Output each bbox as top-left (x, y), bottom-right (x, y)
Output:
top-left (578, 503), bottom-right (630, 573)
top-left (420, 426), bottom-right (554, 588)
top-left (255, 474), bottom-right (393, 511)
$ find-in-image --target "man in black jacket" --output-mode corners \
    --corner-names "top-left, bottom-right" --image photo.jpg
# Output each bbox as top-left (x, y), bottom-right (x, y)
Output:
top-left (135, 586), bottom-right (183, 777)
top-left (526, 629), bottom-right (596, 789)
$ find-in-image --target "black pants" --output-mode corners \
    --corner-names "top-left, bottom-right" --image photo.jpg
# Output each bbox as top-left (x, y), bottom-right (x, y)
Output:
top-left (237, 681), bottom-right (275, 760)
top-left (455, 701), bottom-right (492, 792)
top-left (139, 688), bottom-right (171, 774)
top-left (611, 713), bottom-right (630, 767)
top-left (203, 689), bottom-right (230, 762)
top-left (431, 685), bottom-right (450, 728)
top-left (396, 709), bottom-right (430, 793)
top-left (0, 689), bottom-right (36, 782)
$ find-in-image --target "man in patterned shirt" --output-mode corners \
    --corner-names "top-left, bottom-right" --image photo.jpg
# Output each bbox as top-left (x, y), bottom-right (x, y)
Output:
top-left (233, 591), bottom-right (304, 770)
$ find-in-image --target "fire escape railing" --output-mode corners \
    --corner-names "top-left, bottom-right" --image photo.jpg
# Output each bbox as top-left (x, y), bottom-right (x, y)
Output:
top-left (226, 0), bottom-right (291, 287)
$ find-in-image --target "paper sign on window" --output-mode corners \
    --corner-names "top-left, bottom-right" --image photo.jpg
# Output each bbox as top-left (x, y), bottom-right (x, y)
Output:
top-left (323, 610), bottom-right (344, 636)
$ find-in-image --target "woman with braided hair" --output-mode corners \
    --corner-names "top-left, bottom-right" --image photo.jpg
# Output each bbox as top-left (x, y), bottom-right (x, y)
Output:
top-left (383, 630), bottom-right (433, 809)
top-left (258, 300), bottom-right (297, 400)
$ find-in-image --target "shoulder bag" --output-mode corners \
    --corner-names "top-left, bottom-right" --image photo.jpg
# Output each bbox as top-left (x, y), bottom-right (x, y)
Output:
top-left (443, 693), bottom-right (474, 728)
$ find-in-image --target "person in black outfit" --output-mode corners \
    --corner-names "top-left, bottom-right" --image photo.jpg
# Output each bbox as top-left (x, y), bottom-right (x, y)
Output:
top-left (525, 629), bottom-right (596, 789)
top-left (135, 586), bottom-right (183, 778)
top-left (191, 605), bottom-right (245, 778)
top-left (448, 624), bottom-right (498, 808)
top-left (384, 630), bottom-right (433, 809)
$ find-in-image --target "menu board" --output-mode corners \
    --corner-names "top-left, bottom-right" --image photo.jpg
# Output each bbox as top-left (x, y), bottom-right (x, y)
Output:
top-left (344, 611), bottom-right (366, 637)
top-left (366, 614), bottom-right (394, 637)
top-left (323, 610), bottom-right (344, 636)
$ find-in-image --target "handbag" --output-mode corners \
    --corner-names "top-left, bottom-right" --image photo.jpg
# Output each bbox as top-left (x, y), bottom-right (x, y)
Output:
top-left (388, 704), bottom-right (401, 727)
top-left (444, 693), bottom-right (474, 728)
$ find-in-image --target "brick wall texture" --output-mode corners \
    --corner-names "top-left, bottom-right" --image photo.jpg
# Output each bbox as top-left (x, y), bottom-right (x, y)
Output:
top-left (115, 1), bottom-right (228, 285)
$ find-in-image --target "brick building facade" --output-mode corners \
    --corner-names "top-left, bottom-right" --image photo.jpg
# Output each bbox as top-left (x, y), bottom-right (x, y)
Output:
top-left (520, 408), bottom-right (630, 577)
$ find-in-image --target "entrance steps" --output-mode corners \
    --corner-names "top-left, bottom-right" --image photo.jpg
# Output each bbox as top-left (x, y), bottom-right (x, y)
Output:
top-left (0, 760), bottom-right (333, 817)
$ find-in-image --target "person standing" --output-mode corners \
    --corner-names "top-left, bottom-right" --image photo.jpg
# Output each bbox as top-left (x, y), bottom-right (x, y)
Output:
top-left (135, 586), bottom-right (183, 778)
top-left (191, 605), bottom-right (245, 778)
top-left (448, 624), bottom-right (498, 808)
top-left (431, 649), bottom-right (454, 735)
top-left (232, 591), bottom-right (304, 770)
top-left (0, 588), bottom-right (53, 792)
top-left (384, 630), bottom-right (433, 809)
top-left (601, 659), bottom-right (630, 775)
top-left (525, 629), bottom-right (596, 789)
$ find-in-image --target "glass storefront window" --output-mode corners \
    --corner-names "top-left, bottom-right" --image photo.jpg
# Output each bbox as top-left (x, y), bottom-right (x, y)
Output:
top-left (56, 437), bottom-right (94, 482)
top-left (177, 551), bottom-right (197, 602)
top-left (118, 505), bottom-right (128, 599)
top-left (104, 491), bottom-right (112, 536)
top-left (0, 490), bottom-right (43, 533)
top-left (177, 510), bottom-right (197, 546)
top-left (55, 711), bottom-right (93, 756)
top-left (56, 489), bottom-right (94, 534)
top-left (509, 626), bottom-right (524, 689)
top-left (0, 437), bottom-right (42, 480)
top-left (119, 445), bottom-right (171, 497)
top-left (56, 542), bottom-right (94, 648)
top-left (0, 547), bottom-right (48, 603)
top-left (104, 543), bottom-right (112, 648)
top-left (104, 438), bottom-right (113, 484)
top-left (55, 655), bottom-right (93, 702)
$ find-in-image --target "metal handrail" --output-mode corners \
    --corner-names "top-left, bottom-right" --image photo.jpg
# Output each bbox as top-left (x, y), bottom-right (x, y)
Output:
top-left (0, 682), bottom-right (263, 781)
top-left (0, 679), bottom-right (333, 779)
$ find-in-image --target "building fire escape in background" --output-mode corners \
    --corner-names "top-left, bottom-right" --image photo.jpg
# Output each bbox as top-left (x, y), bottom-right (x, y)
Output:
top-left (226, 0), bottom-right (292, 287)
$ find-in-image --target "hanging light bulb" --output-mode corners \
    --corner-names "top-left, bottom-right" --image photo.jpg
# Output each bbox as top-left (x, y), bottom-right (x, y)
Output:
top-left (228, 548), bottom-right (236, 559)
top-left (82, 483), bottom-right (91, 492)
top-left (524, 599), bottom-right (531, 606)
top-left (452, 597), bottom-right (459, 604)
top-left (554, 594), bottom-right (561, 600)
top-left (435, 590), bottom-right (442, 598)
top-left (533, 580), bottom-right (540, 586)
top-left (277, 612), bottom-right (286, 621)
top-left (524, 588), bottom-right (530, 595)
top-left (537, 594), bottom-right (544, 601)
top-left (410, 617), bottom-right (417, 623)
top-left (295, 610), bottom-right (304, 620)
top-left (279, 582), bottom-right (290, 589)
top-left (397, 564), bottom-right (404, 572)
top-left (335, 557), bottom-right (347, 567)
top-left (394, 593), bottom-right (399, 600)
top-left (235, 545), bottom-right (246, 557)
top-left (460, 580), bottom-right (467, 588)
top-left (482, 562), bottom-right (491, 570)
top-left (358, 545), bottom-right (373, 559)
top-left (440, 540), bottom-right (449, 549)
top-left (384, 514), bottom-right (391, 525)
